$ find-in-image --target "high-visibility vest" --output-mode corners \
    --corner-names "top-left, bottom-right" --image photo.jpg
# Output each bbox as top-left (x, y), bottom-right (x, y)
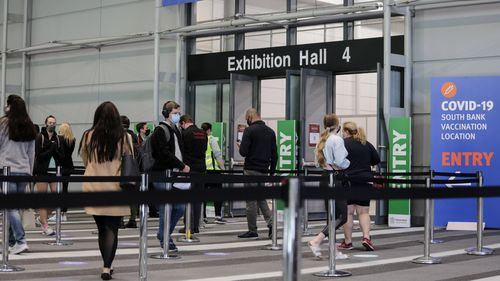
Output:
top-left (205, 135), bottom-right (220, 170)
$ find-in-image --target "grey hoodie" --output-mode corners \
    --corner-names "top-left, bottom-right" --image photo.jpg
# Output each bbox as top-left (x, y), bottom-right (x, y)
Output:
top-left (0, 118), bottom-right (35, 175)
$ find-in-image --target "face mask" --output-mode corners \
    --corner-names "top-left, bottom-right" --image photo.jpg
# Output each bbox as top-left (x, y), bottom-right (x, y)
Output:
top-left (47, 125), bottom-right (56, 133)
top-left (171, 113), bottom-right (180, 125)
top-left (145, 129), bottom-right (151, 136)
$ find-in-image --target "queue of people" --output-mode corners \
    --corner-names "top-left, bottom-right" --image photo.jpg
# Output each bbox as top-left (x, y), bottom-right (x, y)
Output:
top-left (1, 95), bottom-right (380, 280)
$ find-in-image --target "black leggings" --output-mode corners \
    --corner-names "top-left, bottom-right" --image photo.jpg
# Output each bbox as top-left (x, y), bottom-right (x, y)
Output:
top-left (320, 171), bottom-right (348, 236)
top-left (93, 215), bottom-right (121, 268)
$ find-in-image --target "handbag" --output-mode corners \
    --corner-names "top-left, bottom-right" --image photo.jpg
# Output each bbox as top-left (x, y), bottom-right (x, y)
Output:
top-left (120, 135), bottom-right (140, 191)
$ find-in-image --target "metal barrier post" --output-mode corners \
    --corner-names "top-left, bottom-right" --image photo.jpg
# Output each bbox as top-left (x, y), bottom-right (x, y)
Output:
top-left (429, 170), bottom-right (443, 244)
top-left (466, 171), bottom-right (493, 256)
top-left (178, 202), bottom-right (200, 243)
top-left (314, 173), bottom-right (351, 277)
top-left (263, 186), bottom-right (282, 251)
top-left (412, 177), bottom-right (441, 264)
top-left (0, 166), bottom-right (24, 272)
top-left (302, 169), bottom-right (313, 236)
top-left (151, 170), bottom-right (180, 260)
top-left (283, 178), bottom-right (301, 281)
top-left (48, 166), bottom-right (72, 246)
top-left (139, 173), bottom-right (149, 280)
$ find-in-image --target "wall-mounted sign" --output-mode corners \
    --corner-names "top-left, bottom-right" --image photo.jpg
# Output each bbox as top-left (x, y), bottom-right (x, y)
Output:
top-left (237, 124), bottom-right (246, 143)
top-left (308, 123), bottom-right (320, 147)
top-left (431, 76), bottom-right (499, 227)
top-left (188, 36), bottom-right (404, 81)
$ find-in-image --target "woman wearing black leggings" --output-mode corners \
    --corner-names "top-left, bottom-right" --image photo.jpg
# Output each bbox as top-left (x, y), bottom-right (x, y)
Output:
top-left (79, 102), bottom-right (132, 280)
top-left (307, 114), bottom-right (351, 259)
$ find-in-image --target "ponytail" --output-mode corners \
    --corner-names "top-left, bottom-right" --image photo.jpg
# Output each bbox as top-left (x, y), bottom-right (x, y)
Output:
top-left (315, 113), bottom-right (340, 168)
top-left (343, 121), bottom-right (367, 145)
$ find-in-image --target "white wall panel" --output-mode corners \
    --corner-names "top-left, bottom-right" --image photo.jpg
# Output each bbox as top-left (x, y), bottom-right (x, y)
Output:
top-left (32, 0), bottom-right (100, 18)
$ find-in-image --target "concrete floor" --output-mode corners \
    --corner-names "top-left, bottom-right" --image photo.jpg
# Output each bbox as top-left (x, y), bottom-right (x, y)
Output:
top-left (1, 211), bottom-right (500, 281)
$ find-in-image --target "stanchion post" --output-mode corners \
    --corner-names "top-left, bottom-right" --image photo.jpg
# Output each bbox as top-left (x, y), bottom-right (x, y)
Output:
top-left (151, 170), bottom-right (180, 260)
top-left (283, 178), bottom-right (302, 281)
top-left (429, 170), bottom-right (443, 244)
top-left (48, 166), bottom-right (72, 246)
top-left (263, 182), bottom-right (282, 250)
top-left (139, 173), bottom-right (149, 280)
top-left (302, 169), bottom-right (313, 236)
top-left (0, 166), bottom-right (25, 272)
top-left (178, 202), bottom-right (200, 243)
top-left (466, 171), bottom-right (493, 256)
top-left (314, 172), bottom-right (351, 277)
top-left (412, 177), bottom-right (441, 264)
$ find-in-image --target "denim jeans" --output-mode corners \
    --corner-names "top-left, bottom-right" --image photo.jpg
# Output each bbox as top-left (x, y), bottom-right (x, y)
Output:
top-left (7, 173), bottom-right (28, 246)
top-left (152, 182), bottom-right (185, 246)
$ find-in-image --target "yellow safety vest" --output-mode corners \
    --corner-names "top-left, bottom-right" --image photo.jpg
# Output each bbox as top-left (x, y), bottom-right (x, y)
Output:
top-left (205, 135), bottom-right (220, 170)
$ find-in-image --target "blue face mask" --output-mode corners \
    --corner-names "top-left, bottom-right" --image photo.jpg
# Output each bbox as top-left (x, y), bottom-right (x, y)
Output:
top-left (171, 113), bottom-right (180, 124)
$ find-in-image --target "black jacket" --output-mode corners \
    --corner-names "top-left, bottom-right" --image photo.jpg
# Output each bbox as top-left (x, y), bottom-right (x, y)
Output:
top-left (34, 127), bottom-right (64, 175)
top-left (59, 138), bottom-right (75, 175)
top-left (182, 124), bottom-right (207, 172)
top-left (150, 121), bottom-right (185, 171)
top-left (239, 120), bottom-right (277, 174)
top-left (344, 137), bottom-right (380, 178)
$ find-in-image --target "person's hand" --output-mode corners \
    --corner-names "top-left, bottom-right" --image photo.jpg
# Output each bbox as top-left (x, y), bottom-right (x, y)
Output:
top-left (182, 165), bottom-right (190, 173)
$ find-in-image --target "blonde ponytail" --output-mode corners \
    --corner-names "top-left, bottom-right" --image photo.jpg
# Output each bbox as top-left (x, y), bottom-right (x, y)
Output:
top-left (343, 121), bottom-right (366, 145)
top-left (315, 114), bottom-right (340, 168)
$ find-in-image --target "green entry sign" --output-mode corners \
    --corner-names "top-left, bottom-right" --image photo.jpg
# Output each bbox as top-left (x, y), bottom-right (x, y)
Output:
top-left (277, 120), bottom-right (297, 221)
top-left (388, 117), bottom-right (412, 227)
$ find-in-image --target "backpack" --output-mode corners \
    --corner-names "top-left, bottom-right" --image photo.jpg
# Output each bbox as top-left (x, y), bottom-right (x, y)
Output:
top-left (137, 124), bottom-right (170, 172)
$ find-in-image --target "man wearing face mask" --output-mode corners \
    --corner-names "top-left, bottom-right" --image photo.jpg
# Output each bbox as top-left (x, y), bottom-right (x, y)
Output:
top-left (237, 108), bottom-right (277, 239)
top-left (150, 101), bottom-right (190, 253)
top-left (34, 115), bottom-right (64, 236)
top-left (135, 122), bottom-right (150, 145)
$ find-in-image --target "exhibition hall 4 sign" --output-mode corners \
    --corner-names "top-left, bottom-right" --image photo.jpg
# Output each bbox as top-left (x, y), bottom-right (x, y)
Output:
top-left (431, 77), bottom-right (498, 227)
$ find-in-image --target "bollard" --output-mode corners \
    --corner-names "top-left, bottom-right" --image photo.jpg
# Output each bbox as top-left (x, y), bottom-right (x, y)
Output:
top-left (151, 170), bottom-right (180, 260)
top-left (412, 177), bottom-right (441, 264)
top-left (139, 173), bottom-right (149, 280)
top-left (283, 178), bottom-right (301, 281)
top-left (429, 171), bottom-right (443, 244)
top-left (465, 171), bottom-right (493, 256)
top-left (314, 173), bottom-right (351, 277)
top-left (0, 167), bottom-right (24, 272)
top-left (302, 169), bottom-right (313, 237)
top-left (263, 191), bottom-right (282, 251)
top-left (48, 166), bottom-right (72, 246)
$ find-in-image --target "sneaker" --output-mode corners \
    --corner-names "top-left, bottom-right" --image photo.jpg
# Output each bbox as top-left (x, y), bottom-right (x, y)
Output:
top-left (48, 214), bottom-right (67, 222)
top-left (214, 217), bottom-right (227, 225)
top-left (268, 225), bottom-right (273, 239)
top-left (125, 220), bottom-right (137, 228)
top-left (35, 216), bottom-right (41, 227)
top-left (336, 251), bottom-right (349, 260)
top-left (9, 243), bottom-right (29, 255)
top-left (362, 237), bottom-right (375, 251)
top-left (237, 231), bottom-right (259, 239)
top-left (160, 241), bottom-right (178, 253)
top-left (337, 241), bottom-right (353, 250)
top-left (42, 225), bottom-right (55, 236)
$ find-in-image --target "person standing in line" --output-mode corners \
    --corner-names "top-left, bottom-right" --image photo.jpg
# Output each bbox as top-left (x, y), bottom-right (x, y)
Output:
top-left (150, 101), bottom-right (190, 252)
top-left (337, 121), bottom-right (380, 251)
top-left (135, 122), bottom-right (150, 145)
top-left (120, 115), bottom-right (139, 229)
top-left (0, 95), bottom-right (36, 254)
top-left (308, 113), bottom-right (350, 259)
top-left (34, 115), bottom-right (64, 236)
top-left (79, 101), bottom-right (132, 280)
top-left (179, 115), bottom-right (207, 234)
top-left (48, 122), bottom-right (75, 222)
top-left (201, 122), bottom-right (226, 224)
top-left (237, 108), bottom-right (276, 240)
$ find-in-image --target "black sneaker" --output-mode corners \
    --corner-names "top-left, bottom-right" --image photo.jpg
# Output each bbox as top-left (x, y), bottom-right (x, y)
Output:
top-left (125, 220), bottom-right (137, 228)
top-left (238, 231), bottom-right (258, 239)
top-left (268, 225), bottom-right (273, 239)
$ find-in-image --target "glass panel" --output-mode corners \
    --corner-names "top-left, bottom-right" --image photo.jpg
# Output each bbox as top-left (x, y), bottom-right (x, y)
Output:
top-left (245, 31), bottom-right (271, 49)
top-left (222, 83), bottom-right (230, 161)
top-left (245, 0), bottom-right (286, 14)
top-left (297, 25), bottom-right (326, 44)
top-left (195, 84), bottom-right (218, 124)
top-left (260, 79), bottom-right (286, 126)
top-left (196, 0), bottom-right (226, 22)
top-left (354, 17), bottom-right (404, 39)
top-left (195, 36), bottom-right (221, 54)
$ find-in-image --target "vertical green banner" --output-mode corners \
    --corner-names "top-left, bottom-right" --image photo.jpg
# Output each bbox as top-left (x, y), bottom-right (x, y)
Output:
top-left (277, 120), bottom-right (297, 222)
top-left (388, 117), bottom-right (412, 227)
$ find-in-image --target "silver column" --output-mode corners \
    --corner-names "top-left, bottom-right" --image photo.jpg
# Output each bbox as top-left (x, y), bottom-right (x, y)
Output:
top-left (151, 170), bottom-right (180, 260)
top-left (139, 173), bottom-right (150, 280)
top-left (178, 202), bottom-right (200, 243)
top-left (466, 171), bottom-right (493, 256)
top-left (48, 166), bottom-right (72, 246)
top-left (153, 0), bottom-right (161, 122)
top-left (0, 166), bottom-right (25, 272)
top-left (412, 177), bottom-right (441, 264)
top-left (314, 173), bottom-right (351, 277)
top-left (283, 178), bottom-right (301, 281)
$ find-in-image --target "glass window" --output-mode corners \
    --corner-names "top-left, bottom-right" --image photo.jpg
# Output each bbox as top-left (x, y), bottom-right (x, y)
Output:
top-left (246, 0), bottom-right (286, 14)
top-left (194, 84), bottom-right (218, 124)
top-left (245, 31), bottom-right (271, 49)
top-left (297, 25), bottom-right (326, 44)
top-left (196, 0), bottom-right (226, 23)
top-left (354, 17), bottom-right (404, 39)
top-left (195, 36), bottom-right (222, 54)
top-left (298, 0), bottom-right (343, 10)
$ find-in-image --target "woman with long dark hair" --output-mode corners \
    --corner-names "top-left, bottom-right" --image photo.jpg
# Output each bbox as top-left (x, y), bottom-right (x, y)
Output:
top-left (307, 113), bottom-right (351, 259)
top-left (0, 95), bottom-right (37, 254)
top-left (79, 101), bottom-right (132, 280)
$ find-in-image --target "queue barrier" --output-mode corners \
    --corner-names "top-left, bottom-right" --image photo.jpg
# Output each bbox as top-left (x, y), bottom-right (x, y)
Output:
top-left (0, 167), bottom-right (494, 281)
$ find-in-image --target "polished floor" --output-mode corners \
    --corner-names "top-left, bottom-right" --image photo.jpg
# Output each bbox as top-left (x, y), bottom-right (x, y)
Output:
top-left (1, 210), bottom-right (500, 281)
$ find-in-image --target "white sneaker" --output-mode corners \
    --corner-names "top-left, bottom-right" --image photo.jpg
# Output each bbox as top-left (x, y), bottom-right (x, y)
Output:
top-left (48, 215), bottom-right (56, 222)
top-left (35, 216), bottom-right (41, 227)
top-left (42, 226), bottom-right (55, 236)
top-left (335, 252), bottom-right (349, 260)
top-left (49, 214), bottom-right (67, 222)
top-left (9, 243), bottom-right (29, 254)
